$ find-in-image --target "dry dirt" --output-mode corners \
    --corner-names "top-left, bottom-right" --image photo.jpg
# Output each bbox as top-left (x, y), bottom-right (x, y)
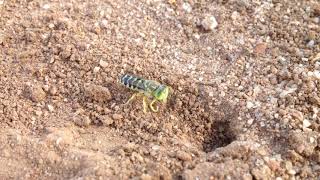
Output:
top-left (0, 0), bottom-right (320, 179)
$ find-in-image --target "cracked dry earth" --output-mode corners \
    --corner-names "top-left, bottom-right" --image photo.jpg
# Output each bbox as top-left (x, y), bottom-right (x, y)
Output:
top-left (0, 0), bottom-right (320, 179)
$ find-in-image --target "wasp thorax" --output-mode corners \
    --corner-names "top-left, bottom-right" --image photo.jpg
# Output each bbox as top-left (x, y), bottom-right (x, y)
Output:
top-left (154, 85), bottom-right (169, 102)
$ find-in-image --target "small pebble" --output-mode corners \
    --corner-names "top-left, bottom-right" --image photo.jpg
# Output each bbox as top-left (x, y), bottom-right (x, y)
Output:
top-left (307, 40), bottom-right (315, 47)
top-left (285, 161), bottom-right (293, 171)
top-left (254, 43), bottom-right (267, 55)
top-left (35, 110), bottom-right (43, 116)
top-left (247, 119), bottom-right (254, 125)
top-left (246, 101), bottom-right (254, 109)
top-left (100, 116), bottom-right (114, 125)
top-left (49, 23), bottom-right (55, 29)
top-left (99, 60), bottom-right (108, 67)
top-left (176, 150), bottom-right (192, 161)
top-left (27, 85), bottom-right (46, 102)
top-left (43, 84), bottom-right (50, 92)
top-left (100, 19), bottom-right (108, 28)
top-left (313, 71), bottom-right (320, 79)
top-left (93, 66), bottom-right (100, 73)
top-left (231, 11), bottom-right (240, 20)
top-left (112, 114), bottom-right (123, 120)
top-left (201, 15), bottom-right (218, 31)
top-left (309, 137), bottom-right (315, 143)
top-left (312, 53), bottom-right (320, 62)
top-left (182, 2), bottom-right (192, 13)
top-left (288, 169), bottom-right (296, 175)
top-left (303, 119), bottom-right (311, 128)
top-left (84, 84), bottom-right (112, 102)
top-left (152, 145), bottom-right (160, 151)
top-left (43, 4), bottom-right (50, 10)
top-left (73, 115), bottom-right (91, 127)
top-left (47, 104), bottom-right (54, 112)
top-left (49, 86), bottom-right (58, 95)
top-left (193, 33), bottom-right (200, 39)
top-left (290, 110), bottom-right (303, 121)
top-left (313, 17), bottom-right (320, 24)
top-left (279, 88), bottom-right (297, 98)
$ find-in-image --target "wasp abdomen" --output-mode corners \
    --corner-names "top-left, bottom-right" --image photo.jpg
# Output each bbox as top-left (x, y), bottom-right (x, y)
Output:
top-left (120, 74), bottom-right (146, 91)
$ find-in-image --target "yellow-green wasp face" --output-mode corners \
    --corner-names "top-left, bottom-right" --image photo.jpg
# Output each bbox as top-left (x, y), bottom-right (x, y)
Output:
top-left (153, 85), bottom-right (169, 102)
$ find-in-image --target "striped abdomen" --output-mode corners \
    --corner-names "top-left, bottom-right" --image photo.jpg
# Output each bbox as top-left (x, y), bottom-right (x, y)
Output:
top-left (120, 74), bottom-right (159, 93)
top-left (120, 74), bottom-right (147, 91)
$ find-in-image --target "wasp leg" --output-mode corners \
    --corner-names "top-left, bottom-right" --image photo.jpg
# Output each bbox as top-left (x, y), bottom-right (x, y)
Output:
top-left (125, 93), bottom-right (140, 105)
top-left (143, 96), bottom-right (148, 113)
top-left (149, 99), bottom-right (159, 112)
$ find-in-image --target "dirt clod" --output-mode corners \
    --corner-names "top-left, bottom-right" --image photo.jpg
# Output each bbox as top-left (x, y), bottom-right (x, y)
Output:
top-left (73, 115), bottom-right (91, 127)
top-left (100, 116), bottom-right (114, 126)
top-left (112, 114), bottom-right (123, 120)
top-left (176, 150), bottom-right (192, 162)
top-left (44, 128), bottom-right (74, 146)
top-left (49, 86), bottom-right (58, 96)
top-left (254, 43), bottom-right (267, 55)
top-left (289, 130), bottom-right (318, 157)
top-left (26, 85), bottom-right (46, 102)
top-left (84, 84), bottom-right (112, 102)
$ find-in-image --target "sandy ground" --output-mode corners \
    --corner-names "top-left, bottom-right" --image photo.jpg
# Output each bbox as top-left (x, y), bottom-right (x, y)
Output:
top-left (0, 0), bottom-right (320, 179)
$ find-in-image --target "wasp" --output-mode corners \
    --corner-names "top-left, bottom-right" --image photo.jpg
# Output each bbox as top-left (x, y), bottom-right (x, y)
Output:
top-left (120, 74), bottom-right (170, 113)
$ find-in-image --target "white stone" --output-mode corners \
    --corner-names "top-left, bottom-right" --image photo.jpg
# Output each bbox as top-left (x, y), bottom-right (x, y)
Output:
top-left (152, 145), bottom-right (160, 151)
top-left (247, 119), bottom-right (254, 125)
top-left (194, 33), bottom-right (200, 39)
top-left (313, 17), bottom-right (320, 24)
top-left (49, 23), bottom-right (55, 29)
top-left (101, 19), bottom-right (108, 28)
top-left (307, 40), bottom-right (315, 47)
top-left (93, 66), bottom-right (100, 73)
top-left (201, 15), bottom-right (218, 31)
top-left (288, 169), bottom-right (296, 175)
top-left (47, 105), bottom-right (54, 112)
top-left (310, 137), bottom-right (315, 143)
top-left (231, 11), bottom-right (240, 20)
top-left (313, 70), bottom-right (320, 79)
top-left (182, 3), bottom-right (192, 13)
top-left (246, 101), bottom-right (254, 109)
top-left (99, 60), bottom-right (108, 67)
top-left (43, 4), bottom-right (50, 10)
top-left (303, 119), bottom-right (311, 128)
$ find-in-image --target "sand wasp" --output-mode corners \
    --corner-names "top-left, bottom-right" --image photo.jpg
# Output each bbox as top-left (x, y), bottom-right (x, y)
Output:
top-left (120, 74), bottom-right (170, 113)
